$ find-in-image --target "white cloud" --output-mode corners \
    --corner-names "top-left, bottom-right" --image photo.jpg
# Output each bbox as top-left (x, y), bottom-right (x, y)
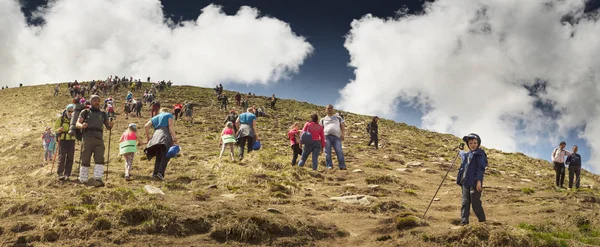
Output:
top-left (0, 0), bottom-right (312, 86)
top-left (338, 0), bottom-right (600, 171)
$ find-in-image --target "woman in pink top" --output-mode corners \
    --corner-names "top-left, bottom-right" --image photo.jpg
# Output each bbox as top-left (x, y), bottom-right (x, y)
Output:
top-left (298, 114), bottom-right (325, 170)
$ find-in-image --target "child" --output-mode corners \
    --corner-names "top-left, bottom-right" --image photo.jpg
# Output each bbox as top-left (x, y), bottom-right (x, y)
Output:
top-left (219, 122), bottom-right (236, 161)
top-left (288, 123), bottom-right (302, 166)
top-left (456, 133), bottom-right (487, 225)
top-left (119, 123), bottom-right (145, 180)
top-left (41, 127), bottom-right (56, 162)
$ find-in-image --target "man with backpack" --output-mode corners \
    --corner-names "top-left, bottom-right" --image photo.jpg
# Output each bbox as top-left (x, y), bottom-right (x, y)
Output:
top-left (54, 104), bottom-right (77, 181)
top-left (320, 104), bottom-right (347, 170)
top-left (367, 116), bottom-right (379, 149)
top-left (218, 93), bottom-right (229, 111)
top-left (551, 141), bottom-right (571, 188)
top-left (224, 110), bottom-right (238, 133)
top-left (76, 95), bottom-right (114, 187)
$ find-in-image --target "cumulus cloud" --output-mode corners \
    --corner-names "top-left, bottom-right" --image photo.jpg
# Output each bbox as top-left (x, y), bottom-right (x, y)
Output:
top-left (0, 0), bottom-right (312, 86)
top-left (339, 0), bottom-right (600, 171)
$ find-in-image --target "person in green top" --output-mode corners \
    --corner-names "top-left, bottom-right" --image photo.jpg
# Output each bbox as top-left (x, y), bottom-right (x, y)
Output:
top-left (54, 104), bottom-right (77, 181)
top-left (241, 95), bottom-right (250, 110)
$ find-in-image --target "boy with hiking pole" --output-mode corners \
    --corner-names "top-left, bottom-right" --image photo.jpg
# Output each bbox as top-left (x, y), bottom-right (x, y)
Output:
top-left (457, 133), bottom-right (487, 225)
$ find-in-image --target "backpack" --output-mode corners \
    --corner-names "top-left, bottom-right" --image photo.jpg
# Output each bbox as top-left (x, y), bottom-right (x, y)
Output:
top-left (366, 123), bottom-right (371, 133)
top-left (300, 124), bottom-right (315, 144)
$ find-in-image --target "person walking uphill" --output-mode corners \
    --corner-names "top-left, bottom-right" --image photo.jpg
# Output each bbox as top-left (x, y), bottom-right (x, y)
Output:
top-left (54, 104), bottom-right (77, 181)
top-left (551, 141), bottom-right (571, 188)
top-left (76, 95), bottom-right (114, 187)
top-left (321, 104), bottom-right (347, 170)
top-left (367, 116), bottom-right (379, 149)
top-left (42, 127), bottom-right (57, 162)
top-left (119, 123), bottom-right (145, 180)
top-left (566, 145), bottom-right (582, 189)
top-left (144, 108), bottom-right (178, 181)
top-left (288, 122), bottom-right (302, 166)
top-left (298, 114), bottom-right (325, 170)
top-left (236, 108), bottom-right (259, 160)
top-left (456, 133), bottom-right (487, 225)
top-left (224, 110), bottom-right (238, 133)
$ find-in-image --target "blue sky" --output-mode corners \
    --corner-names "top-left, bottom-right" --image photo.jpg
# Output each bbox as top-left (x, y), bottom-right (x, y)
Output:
top-left (17, 0), bottom-right (600, 173)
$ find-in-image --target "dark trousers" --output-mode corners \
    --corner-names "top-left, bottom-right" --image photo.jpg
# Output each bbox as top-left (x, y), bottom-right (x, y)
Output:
top-left (238, 136), bottom-right (255, 159)
top-left (54, 90), bottom-right (59, 96)
top-left (554, 162), bottom-right (565, 187)
top-left (368, 133), bottom-right (379, 149)
top-left (270, 102), bottom-right (276, 110)
top-left (461, 185), bottom-right (486, 224)
top-left (57, 140), bottom-right (75, 176)
top-left (291, 144), bottom-right (302, 166)
top-left (174, 109), bottom-right (181, 120)
top-left (135, 108), bottom-right (142, 117)
top-left (152, 145), bottom-right (170, 177)
top-left (568, 166), bottom-right (581, 189)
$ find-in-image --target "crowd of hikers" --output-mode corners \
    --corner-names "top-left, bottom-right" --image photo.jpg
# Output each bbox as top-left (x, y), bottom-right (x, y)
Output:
top-left (38, 78), bottom-right (587, 226)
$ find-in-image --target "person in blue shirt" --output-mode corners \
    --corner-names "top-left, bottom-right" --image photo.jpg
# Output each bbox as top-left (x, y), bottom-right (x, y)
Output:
top-left (566, 145), bottom-right (582, 189)
top-left (456, 133), bottom-right (487, 225)
top-left (144, 108), bottom-right (178, 180)
top-left (235, 108), bottom-right (260, 160)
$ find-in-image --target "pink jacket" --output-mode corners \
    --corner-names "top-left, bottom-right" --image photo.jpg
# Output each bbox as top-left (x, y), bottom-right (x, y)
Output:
top-left (302, 122), bottom-right (325, 148)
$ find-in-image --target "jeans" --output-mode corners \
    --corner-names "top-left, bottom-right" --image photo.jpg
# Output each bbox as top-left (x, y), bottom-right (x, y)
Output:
top-left (368, 133), bottom-right (378, 149)
top-left (554, 162), bottom-right (565, 187)
top-left (298, 141), bottom-right (321, 170)
top-left (238, 136), bottom-right (255, 159)
top-left (461, 185), bottom-right (486, 224)
top-left (568, 166), bottom-right (581, 189)
top-left (324, 135), bottom-right (346, 169)
top-left (291, 144), bottom-right (302, 166)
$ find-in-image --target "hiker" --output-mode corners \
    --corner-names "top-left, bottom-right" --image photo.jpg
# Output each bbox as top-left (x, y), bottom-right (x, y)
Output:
top-left (320, 104), bottom-right (347, 170)
top-left (223, 110), bottom-right (238, 133)
top-left (150, 101), bottom-right (160, 117)
top-left (76, 95), bottom-right (114, 187)
top-left (135, 99), bottom-right (143, 118)
top-left (54, 84), bottom-right (60, 96)
top-left (551, 141), bottom-right (571, 188)
top-left (123, 100), bottom-right (132, 120)
top-left (218, 93), bottom-right (229, 111)
top-left (144, 108), bottom-right (178, 180)
top-left (42, 127), bottom-right (56, 162)
top-left (457, 133), bottom-right (487, 225)
top-left (107, 102), bottom-right (116, 119)
top-left (126, 91), bottom-right (133, 102)
top-left (566, 145), bottom-right (582, 189)
top-left (270, 94), bottom-right (277, 110)
top-left (367, 116), bottom-right (379, 149)
top-left (298, 114), bottom-right (325, 170)
top-left (235, 108), bottom-right (259, 160)
top-left (288, 122), bottom-right (303, 166)
top-left (241, 95), bottom-right (250, 110)
top-left (257, 106), bottom-right (266, 117)
top-left (173, 103), bottom-right (183, 120)
top-left (235, 92), bottom-right (242, 106)
top-left (183, 101), bottom-right (194, 121)
top-left (147, 77), bottom-right (151, 83)
top-left (55, 104), bottom-right (76, 180)
top-left (219, 122), bottom-right (236, 161)
top-left (19, 83), bottom-right (22, 87)
top-left (119, 123), bottom-right (145, 180)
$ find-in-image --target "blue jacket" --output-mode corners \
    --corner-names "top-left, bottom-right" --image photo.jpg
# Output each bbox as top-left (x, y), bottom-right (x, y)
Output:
top-left (457, 148), bottom-right (487, 187)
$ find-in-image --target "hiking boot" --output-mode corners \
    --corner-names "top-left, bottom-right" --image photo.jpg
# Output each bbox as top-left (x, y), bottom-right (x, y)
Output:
top-left (156, 174), bottom-right (165, 181)
top-left (58, 176), bottom-right (66, 181)
top-left (92, 179), bottom-right (105, 188)
top-left (125, 175), bottom-right (131, 181)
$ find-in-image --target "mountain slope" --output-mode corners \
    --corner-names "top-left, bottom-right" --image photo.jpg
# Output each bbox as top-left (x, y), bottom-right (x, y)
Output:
top-left (1, 83), bottom-right (600, 246)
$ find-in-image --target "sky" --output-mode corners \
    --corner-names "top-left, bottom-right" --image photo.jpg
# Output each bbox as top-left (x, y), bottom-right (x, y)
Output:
top-left (5, 0), bottom-right (600, 173)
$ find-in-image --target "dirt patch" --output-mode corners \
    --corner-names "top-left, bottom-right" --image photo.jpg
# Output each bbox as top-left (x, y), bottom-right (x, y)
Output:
top-left (11, 222), bottom-right (35, 233)
top-left (121, 207), bottom-right (152, 226)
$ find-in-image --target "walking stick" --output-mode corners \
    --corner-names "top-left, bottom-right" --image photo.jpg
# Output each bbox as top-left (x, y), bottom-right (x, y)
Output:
top-left (422, 143), bottom-right (465, 220)
top-left (51, 138), bottom-right (60, 174)
top-left (106, 118), bottom-right (113, 182)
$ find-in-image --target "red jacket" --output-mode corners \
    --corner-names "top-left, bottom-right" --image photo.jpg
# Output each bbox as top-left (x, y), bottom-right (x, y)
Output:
top-left (302, 122), bottom-right (325, 148)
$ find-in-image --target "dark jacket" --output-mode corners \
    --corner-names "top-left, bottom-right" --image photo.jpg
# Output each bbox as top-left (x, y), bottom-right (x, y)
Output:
top-left (566, 153), bottom-right (582, 167)
top-left (368, 121), bottom-right (378, 135)
top-left (457, 148), bottom-right (487, 187)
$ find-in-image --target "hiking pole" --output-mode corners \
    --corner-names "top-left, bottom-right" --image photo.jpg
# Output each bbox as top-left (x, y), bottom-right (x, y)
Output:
top-left (106, 118), bottom-right (113, 182)
top-left (422, 143), bottom-right (465, 220)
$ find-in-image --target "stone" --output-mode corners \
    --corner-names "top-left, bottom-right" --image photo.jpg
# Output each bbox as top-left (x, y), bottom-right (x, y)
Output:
top-left (220, 194), bottom-right (237, 199)
top-left (499, 171), bottom-right (507, 175)
top-left (521, 178), bottom-right (533, 182)
top-left (206, 184), bottom-right (218, 189)
top-left (448, 175), bottom-right (457, 180)
top-left (383, 155), bottom-right (390, 159)
top-left (344, 184), bottom-right (357, 188)
top-left (433, 198), bottom-right (440, 201)
top-left (396, 168), bottom-right (412, 173)
top-left (421, 168), bottom-right (437, 174)
top-left (144, 185), bottom-right (165, 195)
top-left (330, 195), bottom-right (376, 205)
top-left (451, 226), bottom-right (463, 230)
top-left (406, 162), bottom-right (423, 168)
top-left (367, 185), bottom-right (380, 189)
top-left (352, 169), bottom-right (364, 173)
top-left (267, 208), bottom-right (283, 214)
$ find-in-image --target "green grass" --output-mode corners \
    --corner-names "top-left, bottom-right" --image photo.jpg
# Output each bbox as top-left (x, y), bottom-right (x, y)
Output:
top-left (403, 189), bottom-right (418, 196)
top-left (521, 187), bottom-right (535, 195)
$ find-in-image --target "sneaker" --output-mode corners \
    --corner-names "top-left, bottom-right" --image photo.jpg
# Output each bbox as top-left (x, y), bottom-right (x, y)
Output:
top-left (93, 179), bottom-right (105, 188)
top-left (58, 176), bottom-right (66, 181)
top-left (125, 175), bottom-right (131, 181)
top-left (156, 174), bottom-right (164, 181)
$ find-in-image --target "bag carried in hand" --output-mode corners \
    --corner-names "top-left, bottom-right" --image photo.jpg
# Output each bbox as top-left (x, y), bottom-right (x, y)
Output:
top-left (166, 145), bottom-right (180, 158)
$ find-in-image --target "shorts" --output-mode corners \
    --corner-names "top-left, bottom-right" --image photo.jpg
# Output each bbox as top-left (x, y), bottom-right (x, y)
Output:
top-left (185, 110), bottom-right (193, 117)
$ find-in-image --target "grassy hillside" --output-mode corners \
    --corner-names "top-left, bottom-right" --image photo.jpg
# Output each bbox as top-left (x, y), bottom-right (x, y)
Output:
top-left (1, 83), bottom-right (600, 246)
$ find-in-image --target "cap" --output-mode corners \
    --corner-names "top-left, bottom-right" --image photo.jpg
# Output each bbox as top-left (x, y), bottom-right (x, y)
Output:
top-left (128, 123), bottom-right (137, 131)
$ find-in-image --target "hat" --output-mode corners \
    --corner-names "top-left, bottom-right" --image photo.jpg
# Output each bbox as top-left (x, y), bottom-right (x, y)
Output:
top-left (90, 95), bottom-right (100, 100)
top-left (230, 110), bottom-right (235, 113)
top-left (65, 104), bottom-right (74, 111)
top-left (128, 123), bottom-right (137, 131)
top-left (462, 133), bottom-right (481, 150)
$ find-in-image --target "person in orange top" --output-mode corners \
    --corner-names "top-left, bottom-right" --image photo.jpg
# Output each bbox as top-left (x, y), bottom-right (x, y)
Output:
top-left (173, 103), bottom-right (183, 120)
